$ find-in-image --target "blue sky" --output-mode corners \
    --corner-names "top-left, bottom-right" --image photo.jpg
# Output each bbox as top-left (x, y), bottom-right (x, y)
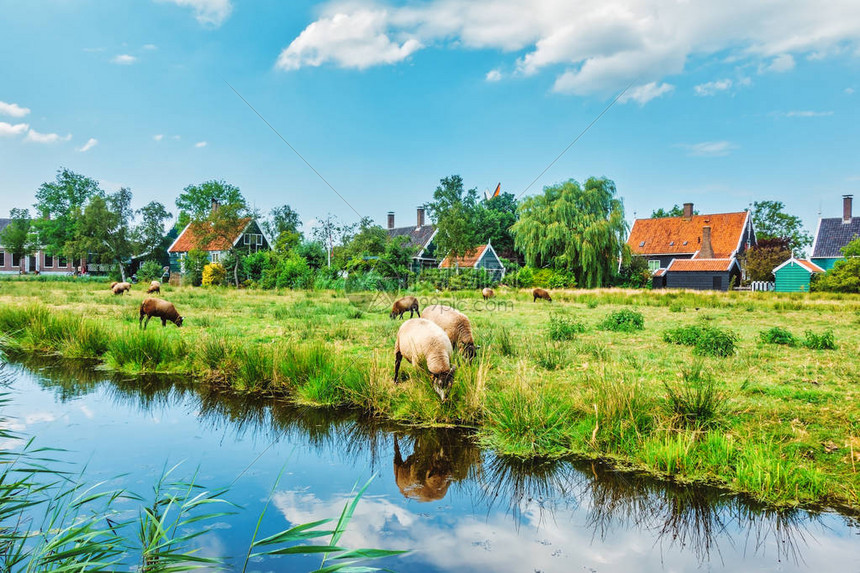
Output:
top-left (1, 0), bottom-right (858, 235)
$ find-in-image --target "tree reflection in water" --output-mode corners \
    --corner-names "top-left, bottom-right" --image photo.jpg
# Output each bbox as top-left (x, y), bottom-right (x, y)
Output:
top-left (11, 355), bottom-right (848, 568)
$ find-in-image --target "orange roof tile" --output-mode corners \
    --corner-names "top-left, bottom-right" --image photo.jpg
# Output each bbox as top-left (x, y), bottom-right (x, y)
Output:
top-left (627, 212), bottom-right (748, 258)
top-left (796, 259), bottom-right (825, 273)
top-left (668, 258), bottom-right (736, 272)
top-left (168, 218), bottom-right (251, 253)
top-left (439, 245), bottom-right (488, 269)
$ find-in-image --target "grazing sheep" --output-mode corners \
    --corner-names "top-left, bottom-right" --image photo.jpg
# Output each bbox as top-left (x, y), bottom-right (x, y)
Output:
top-left (112, 282), bottom-right (132, 295)
top-left (422, 304), bottom-right (477, 361)
top-left (481, 287), bottom-right (494, 300)
top-left (390, 295), bottom-right (421, 320)
top-left (139, 297), bottom-right (183, 329)
top-left (394, 318), bottom-right (455, 402)
top-left (532, 287), bottom-right (552, 302)
top-left (109, 282), bottom-right (118, 290)
top-left (147, 280), bottom-right (160, 294)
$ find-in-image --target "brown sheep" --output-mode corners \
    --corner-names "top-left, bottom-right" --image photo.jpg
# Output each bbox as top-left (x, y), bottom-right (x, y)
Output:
top-left (422, 304), bottom-right (477, 361)
top-left (390, 295), bottom-right (421, 320)
top-left (532, 287), bottom-right (552, 302)
top-left (481, 287), bottom-right (494, 300)
top-left (109, 282), bottom-right (119, 290)
top-left (394, 318), bottom-right (455, 401)
top-left (139, 297), bottom-right (183, 329)
top-left (147, 280), bottom-right (161, 294)
top-left (112, 282), bottom-right (132, 295)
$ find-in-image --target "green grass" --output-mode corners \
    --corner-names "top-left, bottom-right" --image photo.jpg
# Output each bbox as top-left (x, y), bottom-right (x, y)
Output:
top-left (0, 279), bottom-right (859, 510)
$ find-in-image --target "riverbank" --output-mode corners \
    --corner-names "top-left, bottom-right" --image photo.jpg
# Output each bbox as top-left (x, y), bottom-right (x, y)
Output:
top-left (0, 278), bottom-right (858, 510)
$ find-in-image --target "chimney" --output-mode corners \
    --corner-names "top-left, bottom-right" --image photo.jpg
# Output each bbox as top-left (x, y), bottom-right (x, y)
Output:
top-left (387, 211), bottom-right (395, 229)
top-left (844, 195), bottom-right (853, 224)
top-left (210, 198), bottom-right (220, 215)
top-left (700, 226), bottom-right (714, 258)
top-left (683, 202), bottom-right (694, 220)
top-left (417, 206), bottom-right (425, 228)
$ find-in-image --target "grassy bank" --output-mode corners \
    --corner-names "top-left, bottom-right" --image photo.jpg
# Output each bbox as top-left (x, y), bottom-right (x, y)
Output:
top-left (0, 278), bottom-right (859, 510)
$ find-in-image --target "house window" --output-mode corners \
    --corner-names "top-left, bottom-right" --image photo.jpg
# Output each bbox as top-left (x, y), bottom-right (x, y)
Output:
top-left (648, 260), bottom-right (661, 272)
top-left (44, 254), bottom-right (53, 267)
top-left (12, 253), bottom-right (20, 268)
top-left (0, 251), bottom-right (4, 267)
top-left (28, 255), bottom-right (36, 271)
top-left (58, 255), bottom-right (67, 267)
top-left (211, 252), bottom-right (220, 263)
top-left (244, 233), bottom-right (262, 246)
top-left (639, 241), bottom-right (646, 247)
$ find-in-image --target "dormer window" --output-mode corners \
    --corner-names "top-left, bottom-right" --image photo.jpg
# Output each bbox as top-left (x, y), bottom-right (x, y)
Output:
top-left (639, 241), bottom-right (645, 247)
top-left (669, 241), bottom-right (675, 246)
top-left (683, 241), bottom-right (688, 246)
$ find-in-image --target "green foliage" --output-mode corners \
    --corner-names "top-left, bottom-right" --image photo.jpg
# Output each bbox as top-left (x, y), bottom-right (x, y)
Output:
top-left (201, 262), bottom-right (227, 286)
top-left (651, 204), bottom-right (698, 218)
top-left (32, 168), bottom-right (102, 258)
top-left (598, 308), bottom-right (644, 332)
top-left (663, 363), bottom-right (725, 429)
top-left (484, 324), bottom-right (516, 356)
top-left (418, 267), bottom-right (496, 290)
top-left (137, 260), bottom-right (164, 283)
top-left (531, 341), bottom-right (570, 370)
top-left (475, 192), bottom-right (519, 259)
top-left (743, 238), bottom-right (792, 282)
top-left (752, 200), bottom-right (813, 253)
top-left (261, 252), bottom-right (313, 289)
top-left (107, 330), bottom-right (186, 370)
top-left (0, 208), bottom-right (37, 271)
top-left (175, 179), bottom-right (246, 227)
top-left (614, 253), bottom-right (650, 288)
top-left (183, 249), bottom-right (209, 287)
top-left (427, 175), bottom-right (481, 261)
top-left (511, 178), bottom-right (627, 288)
top-left (134, 201), bottom-right (172, 266)
top-left (532, 268), bottom-right (576, 288)
top-left (510, 266), bottom-right (533, 287)
top-left (663, 324), bottom-right (738, 357)
top-left (814, 239), bottom-right (860, 293)
top-left (759, 326), bottom-right (797, 346)
top-left (803, 329), bottom-right (836, 350)
top-left (263, 203), bottom-right (302, 240)
top-left (548, 313), bottom-right (586, 341)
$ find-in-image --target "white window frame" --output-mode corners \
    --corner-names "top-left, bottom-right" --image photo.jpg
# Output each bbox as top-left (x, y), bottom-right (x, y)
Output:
top-left (211, 252), bottom-right (220, 263)
top-left (648, 259), bottom-right (661, 272)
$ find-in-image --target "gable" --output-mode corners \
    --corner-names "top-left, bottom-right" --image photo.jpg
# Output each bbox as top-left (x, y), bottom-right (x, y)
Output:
top-left (628, 212), bottom-right (749, 258)
top-left (168, 218), bottom-right (252, 253)
top-left (387, 225), bottom-right (436, 254)
top-left (439, 245), bottom-right (488, 269)
top-left (811, 217), bottom-right (860, 258)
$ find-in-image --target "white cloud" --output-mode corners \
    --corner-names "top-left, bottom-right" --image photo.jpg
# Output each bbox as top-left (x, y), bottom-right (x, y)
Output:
top-left (172, 135), bottom-right (181, 140)
top-left (762, 53), bottom-right (795, 73)
top-left (0, 101), bottom-right (30, 118)
top-left (24, 129), bottom-right (72, 144)
top-left (111, 54), bottom-right (138, 65)
top-left (194, 141), bottom-right (207, 147)
top-left (617, 82), bottom-right (674, 104)
top-left (276, 0), bottom-right (860, 98)
top-left (0, 122), bottom-right (29, 137)
top-left (485, 69), bottom-right (502, 82)
top-left (142, 44), bottom-right (158, 50)
top-left (694, 78), bottom-right (732, 96)
top-left (783, 110), bottom-right (834, 117)
top-left (681, 141), bottom-right (737, 157)
top-left (845, 87), bottom-right (855, 94)
top-left (153, 134), bottom-right (164, 141)
top-left (157, 0), bottom-right (233, 27)
top-left (77, 138), bottom-right (98, 152)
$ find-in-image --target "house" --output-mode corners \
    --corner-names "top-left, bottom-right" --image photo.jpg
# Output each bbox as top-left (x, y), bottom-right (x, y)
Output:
top-left (386, 207), bottom-right (438, 273)
top-left (627, 202), bottom-right (755, 291)
top-left (0, 218), bottom-right (79, 275)
top-left (438, 242), bottom-right (506, 281)
top-left (773, 258), bottom-right (824, 293)
top-left (811, 195), bottom-right (859, 271)
top-left (167, 217), bottom-right (270, 274)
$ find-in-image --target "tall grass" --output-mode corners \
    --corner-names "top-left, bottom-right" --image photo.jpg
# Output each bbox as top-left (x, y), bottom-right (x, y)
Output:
top-left (662, 363), bottom-right (725, 430)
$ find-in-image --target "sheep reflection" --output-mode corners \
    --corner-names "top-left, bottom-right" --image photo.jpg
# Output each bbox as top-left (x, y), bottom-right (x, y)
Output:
top-left (392, 430), bottom-right (480, 502)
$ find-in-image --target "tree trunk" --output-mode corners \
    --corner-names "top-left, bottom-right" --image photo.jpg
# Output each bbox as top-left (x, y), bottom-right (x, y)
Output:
top-left (118, 260), bottom-right (126, 282)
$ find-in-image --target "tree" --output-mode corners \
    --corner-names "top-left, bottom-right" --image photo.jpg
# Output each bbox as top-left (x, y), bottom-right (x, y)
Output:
top-left (752, 201), bottom-right (812, 254)
top-left (263, 204), bottom-right (302, 240)
top-left (741, 237), bottom-right (792, 282)
top-left (32, 168), bottom-right (102, 259)
top-left (650, 204), bottom-right (698, 218)
top-left (0, 209), bottom-right (37, 273)
top-left (427, 175), bottom-right (480, 262)
top-left (175, 180), bottom-right (246, 229)
top-left (312, 214), bottom-right (355, 268)
top-left (475, 192), bottom-right (518, 260)
top-left (511, 177), bottom-right (628, 288)
top-left (135, 201), bottom-right (172, 265)
top-left (68, 188), bottom-right (136, 280)
top-left (814, 237), bottom-right (860, 293)
top-left (338, 216), bottom-right (388, 269)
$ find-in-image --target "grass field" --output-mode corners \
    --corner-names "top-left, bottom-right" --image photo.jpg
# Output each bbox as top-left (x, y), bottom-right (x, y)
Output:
top-left (0, 276), bottom-right (858, 511)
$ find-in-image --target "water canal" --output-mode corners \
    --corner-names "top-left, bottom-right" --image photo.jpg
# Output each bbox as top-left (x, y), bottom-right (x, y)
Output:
top-left (2, 357), bottom-right (858, 572)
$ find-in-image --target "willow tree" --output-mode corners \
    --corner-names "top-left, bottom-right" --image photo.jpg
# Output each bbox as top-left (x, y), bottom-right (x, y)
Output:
top-left (511, 177), bottom-right (628, 288)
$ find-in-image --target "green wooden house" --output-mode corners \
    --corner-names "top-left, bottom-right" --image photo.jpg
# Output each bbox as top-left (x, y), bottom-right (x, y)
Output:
top-left (772, 258), bottom-right (824, 293)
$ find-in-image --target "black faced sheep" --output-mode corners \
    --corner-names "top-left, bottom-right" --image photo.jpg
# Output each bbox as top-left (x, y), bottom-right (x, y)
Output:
top-left (390, 295), bottom-right (421, 319)
top-left (139, 297), bottom-right (184, 329)
top-left (394, 318), bottom-right (455, 402)
top-left (532, 288), bottom-right (552, 302)
top-left (112, 282), bottom-right (132, 295)
top-left (147, 280), bottom-right (160, 294)
top-left (481, 287), bottom-right (494, 300)
top-left (421, 304), bottom-right (477, 361)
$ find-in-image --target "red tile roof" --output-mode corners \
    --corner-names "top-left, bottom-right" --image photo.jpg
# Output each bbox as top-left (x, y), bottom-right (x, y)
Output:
top-left (168, 218), bottom-right (251, 253)
top-left (627, 212), bottom-right (748, 258)
top-left (439, 245), bottom-right (488, 269)
top-left (668, 258), bottom-right (737, 272)
top-left (797, 259), bottom-right (824, 273)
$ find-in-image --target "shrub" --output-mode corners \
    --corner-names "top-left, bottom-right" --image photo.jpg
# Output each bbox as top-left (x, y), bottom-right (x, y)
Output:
top-left (598, 308), bottom-right (644, 332)
top-left (201, 263), bottom-right (227, 286)
top-left (183, 249), bottom-right (210, 286)
top-left (663, 324), bottom-right (737, 357)
top-left (137, 260), bottom-right (164, 283)
top-left (513, 266), bottom-right (534, 288)
top-left (548, 314), bottom-right (586, 341)
top-left (759, 326), bottom-right (797, 346)
top-left (663, 363), bottom-right (725, 429)
top-left (803, 329), bottom-right (837, 350)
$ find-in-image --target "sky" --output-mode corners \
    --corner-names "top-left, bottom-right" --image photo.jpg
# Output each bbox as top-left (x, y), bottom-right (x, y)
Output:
top-left (0, 0), bottom-right (858, 236)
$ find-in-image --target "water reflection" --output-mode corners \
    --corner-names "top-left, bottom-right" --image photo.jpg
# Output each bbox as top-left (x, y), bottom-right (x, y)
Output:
top-left (6, 355), bottom-right (858, 570)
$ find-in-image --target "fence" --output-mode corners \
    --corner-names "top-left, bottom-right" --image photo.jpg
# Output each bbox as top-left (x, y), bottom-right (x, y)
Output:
top-left (750, 281), bottom-right (774, 292)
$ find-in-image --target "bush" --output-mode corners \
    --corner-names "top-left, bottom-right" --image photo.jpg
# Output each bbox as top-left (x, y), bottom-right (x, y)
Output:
top-left (803, 329), bottom-right (837, 350)
top-left (813, 258), bottom-right (860, 293)
top-left (513, 266), bottom-right (534, 288)
top-left (183, 249), bottom-right (209, 286)
top-left (663, 362), bottom-right (725, 429)
top-left (137, 260), bottom-right (164, 283)
top-left (663, 324), bottom-right (738, 357)
top-left (598, 309), bottom-right (644, 332)
top-left (548, 314), bottom-right (586, 341)
top-left (759, 326), bottom-right (797, 346)
top-left (201, 262), bottom-right (227, 286)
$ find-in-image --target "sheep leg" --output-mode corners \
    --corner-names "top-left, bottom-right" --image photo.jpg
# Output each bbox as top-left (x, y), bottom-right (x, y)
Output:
top-left (138, 312), bottom-right (144, 329)
top-left (144, 315), bottom-right (151, 330)
top-left (161, 317), bottom-right (167, 327)
top-left (393, 351), bottom-right (402, 383)
top-left (415, 307), bottom-right (420, 318)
